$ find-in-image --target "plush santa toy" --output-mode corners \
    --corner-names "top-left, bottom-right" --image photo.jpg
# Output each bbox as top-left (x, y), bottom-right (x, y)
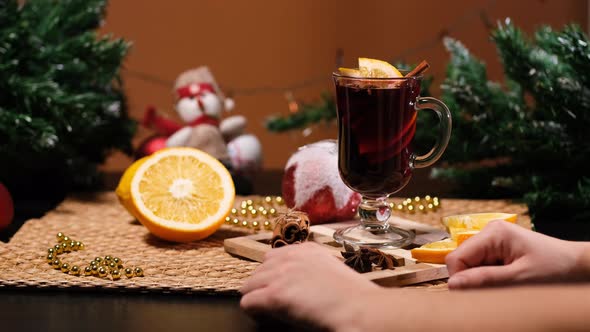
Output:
top-left (282, 140), bottom-right (361, 224)
top-left (139, 67), bottom-right (262, 173)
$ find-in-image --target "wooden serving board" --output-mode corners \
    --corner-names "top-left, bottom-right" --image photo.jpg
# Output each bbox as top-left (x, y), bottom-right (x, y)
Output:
top-left (224, 217), bottom-right (449, 287)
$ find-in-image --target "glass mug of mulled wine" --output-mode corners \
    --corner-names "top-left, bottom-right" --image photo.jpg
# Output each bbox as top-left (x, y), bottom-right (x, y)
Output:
top-left (332, 70), bottom-right (451, 248)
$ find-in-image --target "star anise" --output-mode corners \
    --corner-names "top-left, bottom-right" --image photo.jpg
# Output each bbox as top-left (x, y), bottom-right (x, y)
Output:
top-left (341, 243), bottom-right (399, 273)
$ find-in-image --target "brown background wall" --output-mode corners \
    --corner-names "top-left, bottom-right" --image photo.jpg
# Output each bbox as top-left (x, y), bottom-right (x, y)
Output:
top-left (98, 0), bottom-right (587, 172)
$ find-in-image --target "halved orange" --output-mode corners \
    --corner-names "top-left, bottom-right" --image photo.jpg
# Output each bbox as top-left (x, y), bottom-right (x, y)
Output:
top-left (130, 148), bottom-right (235, 242)
top-left (411, 239), bottom-right (457, 264)
top-left (116, 156), bottom-right (149, 220)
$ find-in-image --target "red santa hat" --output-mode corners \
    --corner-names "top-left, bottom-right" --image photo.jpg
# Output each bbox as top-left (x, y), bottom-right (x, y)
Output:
top-left (175, 82), bottom-right (215, 100)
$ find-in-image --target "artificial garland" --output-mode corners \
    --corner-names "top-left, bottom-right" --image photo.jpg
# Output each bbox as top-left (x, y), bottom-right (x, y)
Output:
top-left (0, 0), bottom-right (135, 197)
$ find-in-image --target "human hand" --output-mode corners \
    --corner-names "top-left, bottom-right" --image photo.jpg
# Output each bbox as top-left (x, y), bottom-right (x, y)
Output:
top-left (240, 242), bottom-right (379, 330)
top-left (446, 220), bottom-right (590, 289)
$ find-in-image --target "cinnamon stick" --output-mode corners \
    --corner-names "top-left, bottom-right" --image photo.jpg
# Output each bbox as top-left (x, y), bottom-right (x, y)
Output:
top-left (405, 60), bottom-right (430, 77)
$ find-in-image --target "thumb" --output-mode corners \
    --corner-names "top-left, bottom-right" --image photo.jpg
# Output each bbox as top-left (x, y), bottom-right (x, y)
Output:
top-left (448, 263), bottom-right (523, 289)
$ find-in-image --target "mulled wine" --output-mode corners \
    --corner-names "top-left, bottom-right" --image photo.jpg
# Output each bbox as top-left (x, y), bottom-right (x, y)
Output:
top-left (331, 58), bottom-right (450, 248)
top-left (335, 79), bottom-right (420, 198)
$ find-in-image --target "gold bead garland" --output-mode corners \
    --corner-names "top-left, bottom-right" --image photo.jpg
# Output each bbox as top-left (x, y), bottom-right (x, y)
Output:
top-left (46, 233), bottom-right (144, 280)
top-left (389, 195), bottom-right (440, 214)
top-left (225, 195), bottom-right (440, 229)
top-left (225, 196), bottom-right (285, 230)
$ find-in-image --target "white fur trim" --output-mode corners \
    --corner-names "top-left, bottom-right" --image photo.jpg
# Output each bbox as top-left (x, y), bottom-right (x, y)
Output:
top-left (285, 140), bottom-right (354, 209)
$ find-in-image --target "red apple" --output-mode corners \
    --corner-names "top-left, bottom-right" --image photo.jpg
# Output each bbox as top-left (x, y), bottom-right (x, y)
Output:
top-left (0, 182), bottom-right (14, 230)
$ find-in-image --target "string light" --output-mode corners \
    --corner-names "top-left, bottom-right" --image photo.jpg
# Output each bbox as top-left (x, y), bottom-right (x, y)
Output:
top-left (124, 0), bottom-right (497, 99)
top-left (389, 196), bottom-right (441, 214)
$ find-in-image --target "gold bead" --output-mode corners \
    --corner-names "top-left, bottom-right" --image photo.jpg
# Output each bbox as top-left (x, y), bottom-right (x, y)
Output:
top-left (84, 266), bottom-right (92, 276)
top-left (48, 248), bottom-right (55, 254)
top-left (250, 209), bottom-right (258, 217)
top-left (240, 201), bottom-right (248, 209)
top-left (414, 196), bottom-right (420, 202)
top-left (261, 210), bottom-right (268, 217)
top-left (52, 259), bottom-right (61, 269)
top-left (54, 244), bottom-right (63, 254)
top-left (402, 200), bottom-right (408, 206)
top-left (70, 265), bottom-right (80, 276)
top-left (225, 216), bottom-right (231, 223)
top-left (425, 195), bottom-right (432, 201)
top-left (74, 241), bottom-right (82, 250)
top-left (240, 209), bottom-right (248, 216)
top-left (47, 253), bottom-right (54, 262)
top-left (257, 206), bottom-right (265, 212)
top-left (134, 267), bottom-right (144, 277)
top-left (91, 265), bottom-right (99, 275)
top-left (264, 196), bottom-right (272, 203)
top-left (90, 260), bottom-right (98, 267)
top-left (252, 221), bottom-right (259, 228)
top-left (396, 204), bottom-right (403, 211)
top-left (407, 205), bottom-right (415, 212)
top-left (433, 200), bottom-right (439, 207)
top-left (124, 268), bottom-right (134, 278)
top-left (68, 241), bottom-right (76, 251)
top-left (62, 236), bottom-right (70, 243)
top-left (418, 204), bottom-right (425, 212)
top-left (61, 242), bottom-right (70, 253)
top-left (232, 218), bottom-right (239, 225)
top-left (263, 220), bottom-right (272, 230)
top-left (231, 208), bottom-right (238, 215)
top-left (104, 255), bottom-right (112, 262)
top-left (98, 267), bottom-right (108, 278)
top-left (247, 205), bottom-right (255, 211)
top-left (269, 208), bottom-right (277, 216)
top-left (427, 203), bottom-right (434, 209)
top-left (241, 220), bottom-right (248, 227)
top-left (113, 257), bottom-right (122, 266)
top-left (111, 269), bottom-right (121, 280)
top-left (108, 262), bottom-right (117, 269)
top-left (389, 202), bottom-right (395, 208)
top-left (56, 232), bottom-right (65, 242)
top-left (60, 263), bottom-right (70, 273)
top-left (246, 199), bottom-right (253, 206)
top-left (275, 196), bottom-right (284, 205)
top-left (78, 242), bottom-right (85, 250)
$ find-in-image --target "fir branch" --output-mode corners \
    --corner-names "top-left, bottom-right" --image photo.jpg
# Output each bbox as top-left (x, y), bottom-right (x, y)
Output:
top-left (0, 0), bottom-right (135, 193)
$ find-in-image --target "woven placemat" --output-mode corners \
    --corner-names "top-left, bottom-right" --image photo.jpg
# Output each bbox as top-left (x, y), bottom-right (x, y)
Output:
top-left (0, 192), bottom-right (530, 294)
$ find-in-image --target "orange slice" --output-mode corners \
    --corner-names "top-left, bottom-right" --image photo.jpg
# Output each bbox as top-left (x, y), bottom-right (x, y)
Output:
top-left (442, 213), bottom-right (517, 240)
top-left (411, 239), bottom-right (457, 264)
top-left (456, 230), bottom-right (480, 246)
top-left (338, 67), bottom-right (363, 77)
top-left (130, 147), bottom-right (235, 242)
top-left (358, 57), bottom-right (403, 78)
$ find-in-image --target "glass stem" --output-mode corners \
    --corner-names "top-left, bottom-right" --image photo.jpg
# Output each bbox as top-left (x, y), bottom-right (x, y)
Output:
top-left (358, 197), bottom-right (391, 229)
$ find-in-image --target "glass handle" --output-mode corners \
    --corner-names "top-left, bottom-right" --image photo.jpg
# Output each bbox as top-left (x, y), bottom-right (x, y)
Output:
top-left (413, 97), bottom-right (452, 169)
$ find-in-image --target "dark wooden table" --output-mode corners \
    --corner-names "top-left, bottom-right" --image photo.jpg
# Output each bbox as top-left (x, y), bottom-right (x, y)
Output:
top-left (0, 168), bottom-right (454, 332)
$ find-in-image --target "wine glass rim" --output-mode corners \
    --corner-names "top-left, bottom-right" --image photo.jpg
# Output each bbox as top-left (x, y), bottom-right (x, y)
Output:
top-left (332, 72), bottom-right (423, 80)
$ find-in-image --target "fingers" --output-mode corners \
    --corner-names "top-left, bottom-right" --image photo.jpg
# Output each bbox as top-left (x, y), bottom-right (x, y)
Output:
top-left (446, 221), bottom-right (516, 276)
top-left (240, 286), bottom-right (278, 312)
top-left (263, 241), bottom-right (324, 261)
top-left (240, 269), bottom-right (276, 295)
top-left (448, 262), bottom-right (524, 289)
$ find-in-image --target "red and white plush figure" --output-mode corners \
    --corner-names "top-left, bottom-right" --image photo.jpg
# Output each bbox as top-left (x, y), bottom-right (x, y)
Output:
top-left (139, 67), bottom-right (262, 173)
top-left (282, 140), bottom-right (361, 224)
